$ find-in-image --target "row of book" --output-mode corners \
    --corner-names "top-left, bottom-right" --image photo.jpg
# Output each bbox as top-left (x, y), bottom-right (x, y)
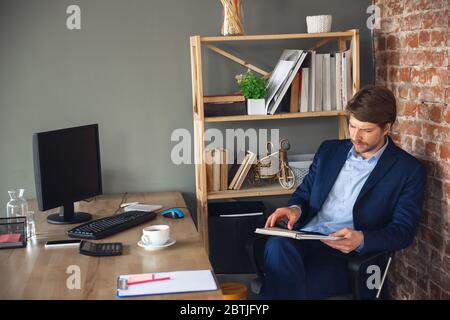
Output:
top-left (290, 50), bottom-right (353, 113)
top-left (201, 48), bottom-right (353, 117)
top-left (205, 149), bottom-right (256, 191)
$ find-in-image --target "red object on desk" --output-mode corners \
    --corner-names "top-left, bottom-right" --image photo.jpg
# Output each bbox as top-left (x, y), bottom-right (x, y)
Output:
top-left (127, 273), bottom-right (171, 285)
top-left (0, 233), bottom-right (21, 243)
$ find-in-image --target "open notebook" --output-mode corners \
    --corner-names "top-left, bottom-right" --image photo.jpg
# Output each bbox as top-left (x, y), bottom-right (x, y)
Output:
top-left (116, 269), bottom-right (218, 298)
top-left (255, 227), bottom-right (345, 240)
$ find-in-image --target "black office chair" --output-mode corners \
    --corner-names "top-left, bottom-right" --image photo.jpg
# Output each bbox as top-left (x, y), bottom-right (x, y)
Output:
top-left (246, 234), bottom-right (393, 300)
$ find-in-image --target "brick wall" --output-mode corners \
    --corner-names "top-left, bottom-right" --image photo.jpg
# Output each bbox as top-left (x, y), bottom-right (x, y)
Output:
top-left (373, 0), bottom-right (449, 299)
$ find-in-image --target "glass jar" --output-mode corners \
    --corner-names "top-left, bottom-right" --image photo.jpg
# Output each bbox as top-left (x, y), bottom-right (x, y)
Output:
top-left (6, 189), bottom-right (29, 219)
top-left (220, 0), bottom-right (244, 36)
top-left (26, 211), bottom-right (36, 239)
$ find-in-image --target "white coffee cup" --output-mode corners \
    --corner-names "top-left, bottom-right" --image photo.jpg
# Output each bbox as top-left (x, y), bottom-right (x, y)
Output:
top-left (141, 225), bottom-right (170, 246)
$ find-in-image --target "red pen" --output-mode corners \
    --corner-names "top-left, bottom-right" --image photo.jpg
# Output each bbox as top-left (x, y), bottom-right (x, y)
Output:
top-left (127, 273), bottom-right (171, 286)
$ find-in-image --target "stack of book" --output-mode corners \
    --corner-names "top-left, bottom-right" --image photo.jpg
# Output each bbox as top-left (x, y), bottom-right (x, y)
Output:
top-left (205, 148), bottom-right (229, 192)
top-left (291, 49), bottom-right (353, 113)
top-left (265, 50), bottom-right (308, 115)
top-left (228, 150), bottom-right (256, 190)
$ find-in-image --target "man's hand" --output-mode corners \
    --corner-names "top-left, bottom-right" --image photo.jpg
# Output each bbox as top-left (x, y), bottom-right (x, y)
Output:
top-left (264, 207), bottom-right (301, 230)
top-left (321, 228), bottom-right (364, 254)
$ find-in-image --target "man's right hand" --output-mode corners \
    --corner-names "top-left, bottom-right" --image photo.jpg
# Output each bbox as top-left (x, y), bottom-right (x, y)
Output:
top-left (264, 206), bottom-right (301, 230)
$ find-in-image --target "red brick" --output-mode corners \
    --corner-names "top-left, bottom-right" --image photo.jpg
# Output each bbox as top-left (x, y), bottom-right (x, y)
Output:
top-left (376, 36), bottom-right (386, 51)
top-left (389, 67), bottom-right (399, 82)
top-left (405, 0), bottom-right (445, 12)
top-left (411, 67), bottom-right (427, 84)
top-left (422, 159), bottom-right (437, 177)
top-left (381, 17), bottom-right (401, 33)
top-left (401, 134), bottom-right (414, 151)
top-left (401, 13), bottom-right (423, 30)
top-left (419, 30), bottom-right (431, 47)
top-left (422, 10), bottom-right (447, 29)
top-left (446, 182), bottom-right (450, 201)
top-left (413, 137), bottom-right (425, 155)
top-left (440, 143), bottom-right (450, 161)
top-left (386, 0), bottom-right (405, 15)
top-left (425, 177), bottom-right (444, 199)
top-left (431, 30), bottom-right (446, 47)
top-left (399, 51), bottom-right (422, 66)
top-left (387, 51), bottom-right (400, 65)
top-left (406, 32), bottom-right (419, 48)
top-left (425, 141), bottom-right (439, 158)
top-left (376, 51), bottom-right (388, 66)
top-left (421, 226), bottom-right (444, 251)
top-left (399, 67), bottom-right (411, 82)
top-left (399, 102), bottom-right (418, 117)
top-left (423, 50), bottom-right (448, 67)
top-left (421, 123), bottom-right (450, 142)
top-left (425, 68), bottom-right (446, 86)
top-left (418, 87), bottom-right (446, 103)
top-left (429, 280), bottom-right (442, 299)
top-left (444, 108), bottom-right (450, 125)
top-left (440, 162), bottom-right (450, 181)
top-left (387, 35), bottom-right (401, 50)
top-left (428, 104), bottom-right (444, 123)
top-left (377, 67), bottom-right (388, 81)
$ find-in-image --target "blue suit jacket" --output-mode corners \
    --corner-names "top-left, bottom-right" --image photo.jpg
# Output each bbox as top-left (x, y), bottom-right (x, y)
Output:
top-left (288, 136), bottom-right (426, 254)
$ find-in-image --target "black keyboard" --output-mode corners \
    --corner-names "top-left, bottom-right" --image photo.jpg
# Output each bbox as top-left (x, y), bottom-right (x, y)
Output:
top-left (67, 210), bottom-right (157, 240)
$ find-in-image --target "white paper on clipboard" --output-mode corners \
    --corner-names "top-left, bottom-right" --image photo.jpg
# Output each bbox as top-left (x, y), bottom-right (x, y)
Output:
top-left (116, 269), bottom-right (218, 298)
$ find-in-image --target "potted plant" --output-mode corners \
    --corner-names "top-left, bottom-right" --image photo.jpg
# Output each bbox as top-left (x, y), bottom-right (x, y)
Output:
top-left (235, 70), bottom-right (267, 115)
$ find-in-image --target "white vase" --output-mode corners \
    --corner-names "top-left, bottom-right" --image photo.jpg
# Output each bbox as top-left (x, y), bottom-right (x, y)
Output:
top-left (247, 99), bottom-right (266, 115)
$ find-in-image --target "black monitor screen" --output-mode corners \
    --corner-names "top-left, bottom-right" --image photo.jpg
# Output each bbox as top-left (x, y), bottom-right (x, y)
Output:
top-left (33, 124), bottom-right (102, 213)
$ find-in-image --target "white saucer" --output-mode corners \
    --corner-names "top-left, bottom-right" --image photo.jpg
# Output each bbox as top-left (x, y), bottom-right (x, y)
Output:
top-left (137, 238), bottom-right (176, 250)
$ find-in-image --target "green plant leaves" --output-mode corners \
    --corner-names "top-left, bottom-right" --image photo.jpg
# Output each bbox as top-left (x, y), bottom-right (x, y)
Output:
top-left (235, 70), bottom-right (267, 99)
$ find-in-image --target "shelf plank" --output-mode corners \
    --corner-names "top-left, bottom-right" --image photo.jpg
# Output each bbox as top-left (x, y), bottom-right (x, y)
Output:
top-left (208, 184), bottom-right (294, 200)
top-left (200, 30), bottom-right (356, 42)
top-left (204, 110), bottom-right (347, 123)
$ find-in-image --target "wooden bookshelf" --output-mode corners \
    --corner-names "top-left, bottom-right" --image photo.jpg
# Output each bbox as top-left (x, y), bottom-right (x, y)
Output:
top-left (208, 183), bottom-right (294, 200)
top-left (205, 110), bottom-right (347, 123)
top-left (190, 30), bottom-right (360, 252)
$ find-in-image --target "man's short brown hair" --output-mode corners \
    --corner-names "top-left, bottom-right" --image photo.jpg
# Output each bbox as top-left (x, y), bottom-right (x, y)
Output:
top-left (346, 85), bottom-right (397, 128)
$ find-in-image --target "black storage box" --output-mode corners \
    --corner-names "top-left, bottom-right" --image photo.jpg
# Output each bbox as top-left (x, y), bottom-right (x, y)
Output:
top-left (208, 201), bottom-right (266, 274)
top-left (204, 101), bottom-right (247, 117)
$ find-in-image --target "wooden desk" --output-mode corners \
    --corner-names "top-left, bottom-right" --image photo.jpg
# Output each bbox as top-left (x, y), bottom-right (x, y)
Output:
top-left (0, 192), bottom-right (223, 300)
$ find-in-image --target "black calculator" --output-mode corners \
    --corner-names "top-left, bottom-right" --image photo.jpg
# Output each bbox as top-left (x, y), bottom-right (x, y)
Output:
top-left (79, 240), bottom-right (123, 257)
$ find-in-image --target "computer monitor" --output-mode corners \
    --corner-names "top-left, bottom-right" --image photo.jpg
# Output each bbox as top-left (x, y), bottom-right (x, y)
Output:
top-left (33, 124), bottom-right (102, 224)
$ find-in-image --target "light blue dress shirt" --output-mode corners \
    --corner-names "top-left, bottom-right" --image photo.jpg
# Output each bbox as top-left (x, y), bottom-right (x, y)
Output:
top-left (292, 138), bottom-right (389, 248)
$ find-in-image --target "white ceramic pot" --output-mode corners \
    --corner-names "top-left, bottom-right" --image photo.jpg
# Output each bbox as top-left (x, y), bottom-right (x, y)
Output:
top-left (247, 99), bottom-right (266, 115)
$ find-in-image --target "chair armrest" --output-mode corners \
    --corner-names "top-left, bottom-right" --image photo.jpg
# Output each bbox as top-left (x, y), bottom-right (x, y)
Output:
top-left (348, 251), bottom-right (392, 300)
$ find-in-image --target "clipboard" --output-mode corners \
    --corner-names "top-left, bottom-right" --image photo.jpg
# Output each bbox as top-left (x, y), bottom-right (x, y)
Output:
top-left (116, 269), bottom-right (218, 298)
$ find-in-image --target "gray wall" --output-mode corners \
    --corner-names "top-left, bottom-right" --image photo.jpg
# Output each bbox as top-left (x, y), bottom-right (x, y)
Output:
top-left (0, 0), bottom-right (373, 222)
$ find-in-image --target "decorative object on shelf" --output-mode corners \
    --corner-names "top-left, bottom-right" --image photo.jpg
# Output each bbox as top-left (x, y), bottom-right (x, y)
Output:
top-left (235, 70), bottom-right (267, 115)
top-left (289, 153), bottom-right (315, 187)
top-left (251, 140), bottom-right (296, 190)
top-left (220, 0), bottom-right (244, 36)
top-left (306, 15), bottom-right (332, 33)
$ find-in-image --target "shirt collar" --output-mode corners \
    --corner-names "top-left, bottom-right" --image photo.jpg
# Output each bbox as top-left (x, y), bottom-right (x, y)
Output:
top-left (347, 136), bottom-right (389, 163)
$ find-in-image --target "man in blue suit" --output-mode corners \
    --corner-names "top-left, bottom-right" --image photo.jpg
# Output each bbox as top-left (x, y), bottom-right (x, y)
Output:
top-left (262, 85), bottom-right (426, 299)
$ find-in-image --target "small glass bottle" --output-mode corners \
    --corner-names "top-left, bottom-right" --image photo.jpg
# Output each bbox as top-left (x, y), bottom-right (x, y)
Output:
top-left (6, 189), bottom-right (29, 219)
top-left (6, 189), bottom-right (35, 238)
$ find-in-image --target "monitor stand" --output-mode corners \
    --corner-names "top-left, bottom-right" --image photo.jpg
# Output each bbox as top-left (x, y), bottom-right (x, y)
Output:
top-left (47, 202), bottom-right (92, 225)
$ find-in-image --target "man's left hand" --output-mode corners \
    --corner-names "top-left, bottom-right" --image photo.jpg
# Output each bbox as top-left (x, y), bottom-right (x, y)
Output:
top-left (321, 228), bottom-right (364, 254)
